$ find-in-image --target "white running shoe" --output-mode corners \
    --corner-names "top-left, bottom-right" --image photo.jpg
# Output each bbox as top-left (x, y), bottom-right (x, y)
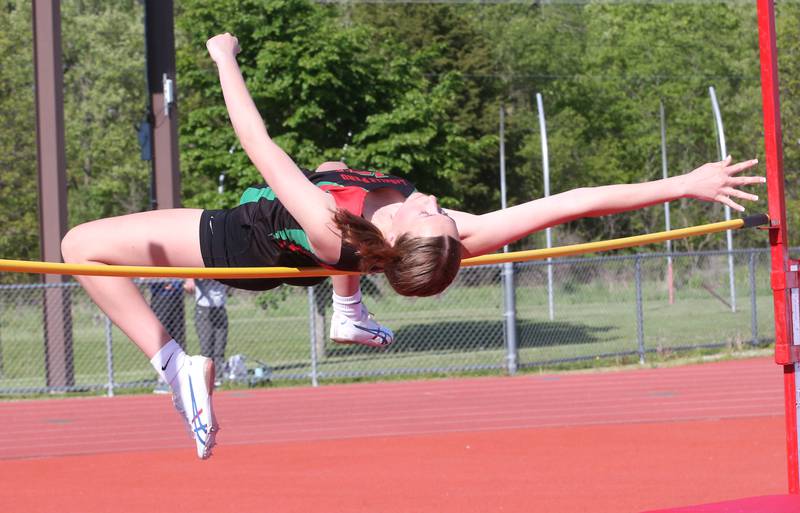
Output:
top-left (330, 305), bottom-right (394, 348)
top-left (171, 355), bottom-right (219, 459)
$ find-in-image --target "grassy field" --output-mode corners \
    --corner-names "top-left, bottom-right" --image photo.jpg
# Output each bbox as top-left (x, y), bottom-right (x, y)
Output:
top-left (0, 254), bottom-right (775, 395)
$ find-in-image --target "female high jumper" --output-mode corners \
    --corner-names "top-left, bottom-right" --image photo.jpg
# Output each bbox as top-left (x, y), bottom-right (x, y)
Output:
top-left (60, 33), bottom-right (765, 459)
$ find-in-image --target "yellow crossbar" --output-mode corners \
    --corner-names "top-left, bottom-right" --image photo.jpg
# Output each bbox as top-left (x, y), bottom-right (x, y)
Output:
top-left (461, 216), bottom-right (763, 267)
top-left (0, 215), bottom-right (767, 279)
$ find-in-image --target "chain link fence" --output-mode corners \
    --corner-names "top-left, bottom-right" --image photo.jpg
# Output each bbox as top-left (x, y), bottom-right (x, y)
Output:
top-left (0, 247), bottom-right (774, 395)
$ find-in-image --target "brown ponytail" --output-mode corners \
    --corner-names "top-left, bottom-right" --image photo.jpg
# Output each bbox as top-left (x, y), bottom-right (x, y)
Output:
top-left (333, 209), bottom-right (461, 297)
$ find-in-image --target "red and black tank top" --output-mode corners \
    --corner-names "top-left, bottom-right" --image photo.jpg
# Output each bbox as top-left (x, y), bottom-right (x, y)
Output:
top-left (237, 168), bottom-right (416, 271)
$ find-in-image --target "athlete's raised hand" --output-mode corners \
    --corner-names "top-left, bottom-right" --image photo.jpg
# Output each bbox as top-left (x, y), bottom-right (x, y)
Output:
top-left (206, 33), bottom-right (240, 64)
top-left (682, 156), bottom-right (764, 212)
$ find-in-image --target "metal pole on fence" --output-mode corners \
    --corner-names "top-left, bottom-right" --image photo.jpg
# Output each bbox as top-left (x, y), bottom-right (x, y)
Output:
top-left (709, 86), bottom-right (736, 313)
top-left (635, 256), bottom-right (646, 364)
top-left (536, 93), bottom-right (554, 321)
top-left (749, 252), bottom-right (758, 346)
top-left (499, 104), bottom-right (518, 375)
top-left (308, 287), bottom-right (319, 387)
top-left (660, 101), bottom-right (674, 305)
top-left (105, 315), bottom-right (115, 397)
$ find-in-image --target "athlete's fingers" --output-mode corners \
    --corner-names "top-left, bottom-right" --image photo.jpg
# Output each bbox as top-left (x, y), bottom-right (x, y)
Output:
top-left (716, 194), bottom-right (745, 212)
top-left (732, 175), bottom-right (767, 186)
top-left (725, 158), bottom-right (759, 175)
top-left (722, 187), bottom-right (758, 202)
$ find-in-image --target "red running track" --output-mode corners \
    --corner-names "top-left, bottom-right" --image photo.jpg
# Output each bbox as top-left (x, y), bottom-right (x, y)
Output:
top-left (0, 357), bottom-right (791, 512)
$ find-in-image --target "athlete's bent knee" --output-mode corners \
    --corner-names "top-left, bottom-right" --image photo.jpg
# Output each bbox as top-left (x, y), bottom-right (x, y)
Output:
top-left (61, 225), bottom-right (90, 263)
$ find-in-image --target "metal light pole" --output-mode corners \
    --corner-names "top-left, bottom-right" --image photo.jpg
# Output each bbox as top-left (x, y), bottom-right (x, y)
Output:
top-left (143, 0), bottom-right (180, 210)
top-left (536, 93), bottom-right (555, 320)
top-left (33, 0), bottom-right (74, 389)
top-left (660, 101), bottom-right (674, 305)
top-left (709, 86), bottom-right (736, 312)
top-left (499, 104), bottom-right (518, 375)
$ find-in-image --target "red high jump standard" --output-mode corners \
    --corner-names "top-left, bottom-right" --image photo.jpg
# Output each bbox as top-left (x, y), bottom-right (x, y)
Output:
top-left (642, 1), bottom-right (800, 511)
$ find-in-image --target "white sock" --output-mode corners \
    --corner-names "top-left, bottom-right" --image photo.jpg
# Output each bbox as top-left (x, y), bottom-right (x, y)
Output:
top-left (332, 289), bottom-right (363, 321)
top-left (149, 339), bottom-right (186, 386)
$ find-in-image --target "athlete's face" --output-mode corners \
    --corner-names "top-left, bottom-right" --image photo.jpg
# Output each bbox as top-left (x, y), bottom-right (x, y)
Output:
top-left (388, 192), bottom-right (459, 244)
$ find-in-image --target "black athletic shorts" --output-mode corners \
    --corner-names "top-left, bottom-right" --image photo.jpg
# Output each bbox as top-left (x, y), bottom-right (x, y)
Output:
top-left (199, 208), bottom-right (326, 291)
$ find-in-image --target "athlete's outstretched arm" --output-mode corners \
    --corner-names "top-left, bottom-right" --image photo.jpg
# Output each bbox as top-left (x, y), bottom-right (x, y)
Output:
top-left (449, 157), bottom-right (764, 258)
top-left (207, 33), bottom-right (341, 263)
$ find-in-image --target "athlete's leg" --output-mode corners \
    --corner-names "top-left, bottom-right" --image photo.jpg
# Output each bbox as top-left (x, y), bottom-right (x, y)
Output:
top-left (61, 209), bottom-right (204, 357)
top-left (332, 274), bottom-right (360, 296)
top-left (62, 208), bottom-right (217, 459)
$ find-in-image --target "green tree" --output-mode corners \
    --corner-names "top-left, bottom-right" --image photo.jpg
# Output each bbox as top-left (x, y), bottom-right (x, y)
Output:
top-left (349, 3), bottom-right (500, 212)
top-left (176, 0), bottom-right (487, 210)
top-left (581, 3), bottom-right (760, 250)
top-left (492, 3), bottom-right (763, 250)
top-left (776, 2), bottom-right (800, 246)
top-left (0, 0), bottom-right (38, 276)
top-left (61, 0), bottom-right (149, 225)
top-left (0, 1), bottom-right (148, 281)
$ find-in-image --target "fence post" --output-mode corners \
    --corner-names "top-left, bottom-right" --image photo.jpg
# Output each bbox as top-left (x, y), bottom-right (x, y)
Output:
top-left (104, 315), bottom-right (114, 397)
top-left (502, 262), bottom-right (518, 374)
top-left (749, 251), bottom-right (758, 346)
top-left (635, 256), bottom-right (646, 364)
top-left (307, 287), bottom-right (319, 387)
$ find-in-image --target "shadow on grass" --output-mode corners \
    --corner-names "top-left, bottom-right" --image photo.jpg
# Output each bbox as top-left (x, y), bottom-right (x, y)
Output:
top-left (326, 319), bottom-right (614, 358)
